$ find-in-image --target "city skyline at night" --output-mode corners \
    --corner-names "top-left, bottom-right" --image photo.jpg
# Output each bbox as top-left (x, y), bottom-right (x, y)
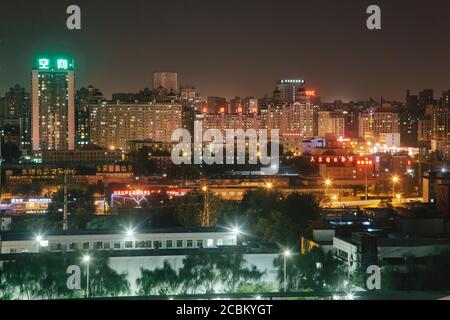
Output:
top-left (2, 0), bottom-right (450, 305)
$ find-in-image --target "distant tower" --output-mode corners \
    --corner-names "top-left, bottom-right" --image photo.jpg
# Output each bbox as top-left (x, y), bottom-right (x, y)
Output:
top-left (31, 57), bottom-right (75, 151)
top-left (153, 72), bottom-right (178, 92)
top-left (276, 79), bottom-right (305, 103)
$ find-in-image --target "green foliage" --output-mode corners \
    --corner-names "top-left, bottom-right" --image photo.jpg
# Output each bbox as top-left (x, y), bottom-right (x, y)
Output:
top-left (173, 188), bottom-right (322, 247)
top-left (135, 252), bottom-right (265, 296)
top-left (174, 190), bottom-right (226, 227)
top-left (1, 253), bottom-right (74, 299)
top-left (216, 253), bottom-right (265, 293)
top-left (48, 187), bottom-right (95, 216)
top-left (88, 253), bottom-right (130, 297)
top-left (0, 269), bottom-right (14, 300)
top-left (274, 249), bottom-right (346, 292)
top-left (72, 207), bottom-right (95, 230)
top-left (1, 142), bottom-right (22, 163)
top-left (136, 261), bottom-right (180, 296)
top-left (381, 251), bottom-right (450, 291)
top-left (235, 282), bottom-right (275, 293)
top-left (240, 189), bottom-right (321, 246)
top-left (0, 252), bottom-right (129, 299)
top-left (127, 146), bottom-right (158, 176)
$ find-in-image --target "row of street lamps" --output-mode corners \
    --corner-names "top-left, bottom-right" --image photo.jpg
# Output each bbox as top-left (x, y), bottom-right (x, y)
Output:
top-left (323, 174), bottom-right (402, 201)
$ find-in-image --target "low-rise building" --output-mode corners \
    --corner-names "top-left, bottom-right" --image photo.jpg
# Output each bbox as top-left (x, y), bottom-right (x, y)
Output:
top-left (0, 227), bottom-right (238, 254)
top-left (333, 232), bottom-right (450, 272)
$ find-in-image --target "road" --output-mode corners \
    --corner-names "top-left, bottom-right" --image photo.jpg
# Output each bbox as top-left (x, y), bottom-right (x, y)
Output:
top-left (329, 197), bottom-right (423, 208)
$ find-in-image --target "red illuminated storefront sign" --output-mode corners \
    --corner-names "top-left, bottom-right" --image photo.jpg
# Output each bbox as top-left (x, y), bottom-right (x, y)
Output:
top-left (310, 156), bottom-right (373, 166)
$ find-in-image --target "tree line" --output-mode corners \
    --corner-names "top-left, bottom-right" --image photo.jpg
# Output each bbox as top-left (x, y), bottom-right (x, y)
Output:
top-left (0, 251), bottom-right (271, 300)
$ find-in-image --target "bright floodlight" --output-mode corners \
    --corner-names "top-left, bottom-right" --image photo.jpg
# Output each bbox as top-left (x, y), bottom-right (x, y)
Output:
top-left (346, 293), bottom-right (355, 300)
top-left (231, 226), bottom-right (241, 235)
top-left (392, 175), bottom-right (399, 183)
top-left (283, 250), bottom-right (291, 257)
top-left (83, 255), bottom-right (91, 263)
top-left (324, 179), bottom-right (332, 187)
top-left (126, 228), bottom-right (134, 236)
top-left (35, 234), bottom-right (43, 242)
top-left (442, 168), bottom-right (447, 173)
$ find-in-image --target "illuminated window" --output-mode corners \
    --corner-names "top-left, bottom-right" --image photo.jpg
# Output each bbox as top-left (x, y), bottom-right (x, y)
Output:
top-left (135, 241), bottom-right (145, 248)
top-left (125, 241), bottom-right (133, 248)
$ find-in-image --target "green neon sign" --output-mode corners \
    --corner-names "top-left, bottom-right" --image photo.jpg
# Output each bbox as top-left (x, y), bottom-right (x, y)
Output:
top-left (38, 58), bottom-right (50, 69)
top-left (57, 59), bottom-right (69, 69)
top-left (36, 57), bottom-right (73, 70)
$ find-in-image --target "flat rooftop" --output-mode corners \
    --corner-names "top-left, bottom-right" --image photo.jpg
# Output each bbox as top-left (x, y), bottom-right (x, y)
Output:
top-left (0, 226), bottom-right (233, 241)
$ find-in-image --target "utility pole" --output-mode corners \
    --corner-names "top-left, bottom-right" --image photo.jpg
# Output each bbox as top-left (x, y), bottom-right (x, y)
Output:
top-left (63, 169), bottom-right (68, 230)
top-left (201, 184), bottom-right (210, 227)
top-left (0, 136), bottom-right (3, 200)
top-left (365, 166), bottom-right (368, 201)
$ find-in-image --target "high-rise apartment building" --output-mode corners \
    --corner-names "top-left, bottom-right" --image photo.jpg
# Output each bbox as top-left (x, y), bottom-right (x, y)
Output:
top-left (206, 96), bottom-right (227, 114)
top-left (75, 86), bottom-right (103, 146)
top-left (275, 79), bottom-right (305, 103)
top-left (358, 109), bottom-right (400, 143)
top-left (89, 101), bottom-right (182, 150)
top-left (31, 57), bottom-right (75, 151)
top-left (318, 111), bottom-right (346, 138)
top-left (1, 85), bottom-right (31, 150)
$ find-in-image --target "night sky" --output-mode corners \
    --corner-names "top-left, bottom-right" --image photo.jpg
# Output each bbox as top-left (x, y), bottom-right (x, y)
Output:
top-left (1, 0), bottom-right (449, 102)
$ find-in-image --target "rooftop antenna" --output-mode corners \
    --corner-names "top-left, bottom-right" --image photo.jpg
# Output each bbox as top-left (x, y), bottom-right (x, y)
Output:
top-left (63, 169), bottom-right (68, 230)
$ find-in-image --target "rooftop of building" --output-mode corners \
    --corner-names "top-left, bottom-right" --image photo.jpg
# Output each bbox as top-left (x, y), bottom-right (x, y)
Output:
top-left (0, 226), bottom-right (234, 242)
top-left (335, 232), bottom-right (450, 247)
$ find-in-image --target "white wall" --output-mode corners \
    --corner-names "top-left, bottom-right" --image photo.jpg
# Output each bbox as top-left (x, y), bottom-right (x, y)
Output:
top-left (109, 253), bottom-right (279, 295)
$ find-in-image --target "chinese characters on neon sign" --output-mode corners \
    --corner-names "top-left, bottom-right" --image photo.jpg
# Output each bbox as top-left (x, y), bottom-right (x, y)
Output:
top-left (38, 58), bottom-right (50, 69)
top-left (57, 59), bottom-right (69, 69)
top-left (310, 156), bottom-right (374, 166)
top-left (37, 58), bottom-right (71, 70)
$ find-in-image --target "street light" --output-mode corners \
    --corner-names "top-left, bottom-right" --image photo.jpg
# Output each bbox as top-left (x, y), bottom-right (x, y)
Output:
top-left (231, 226), bottom-right (241, 235)
top-left (283, 250), bottom-right (291, 293)
top-left (126, 227), bottom-right (134, 237)
top-left (324, 179), bottom-right (332, 201)
top-left (392, 175), bottom-right (399, 201)
top-left (82, 255), bottom-right (91, 298)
